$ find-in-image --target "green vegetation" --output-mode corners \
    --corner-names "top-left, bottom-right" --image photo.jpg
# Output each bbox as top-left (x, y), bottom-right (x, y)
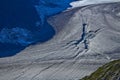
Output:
top-left (80, 59), bottom-right (120, 80)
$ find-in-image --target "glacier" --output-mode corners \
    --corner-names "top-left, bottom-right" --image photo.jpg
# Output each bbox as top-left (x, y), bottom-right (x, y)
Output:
top-left (0, 0), bottom-right (120, 80)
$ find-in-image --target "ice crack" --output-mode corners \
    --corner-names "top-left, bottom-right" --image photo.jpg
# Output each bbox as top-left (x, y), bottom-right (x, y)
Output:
top-left (64, 23), bottom-right (101, 52)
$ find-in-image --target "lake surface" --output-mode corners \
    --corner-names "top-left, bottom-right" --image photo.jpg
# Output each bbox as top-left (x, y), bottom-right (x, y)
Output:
top-left (0, 0), bottom-right (76, 57)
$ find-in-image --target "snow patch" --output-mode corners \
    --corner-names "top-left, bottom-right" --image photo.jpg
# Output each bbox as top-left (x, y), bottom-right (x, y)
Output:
top-left (70, 0), bottom-right (120, 8)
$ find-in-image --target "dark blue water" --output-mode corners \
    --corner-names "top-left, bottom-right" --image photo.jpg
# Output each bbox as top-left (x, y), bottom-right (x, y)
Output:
top-left (0, 0), bottom-right (77, 57)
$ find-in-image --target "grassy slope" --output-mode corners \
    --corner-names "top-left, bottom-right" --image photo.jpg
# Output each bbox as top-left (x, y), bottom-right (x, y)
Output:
top-left (80, 59), bottom-right (120, 80)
